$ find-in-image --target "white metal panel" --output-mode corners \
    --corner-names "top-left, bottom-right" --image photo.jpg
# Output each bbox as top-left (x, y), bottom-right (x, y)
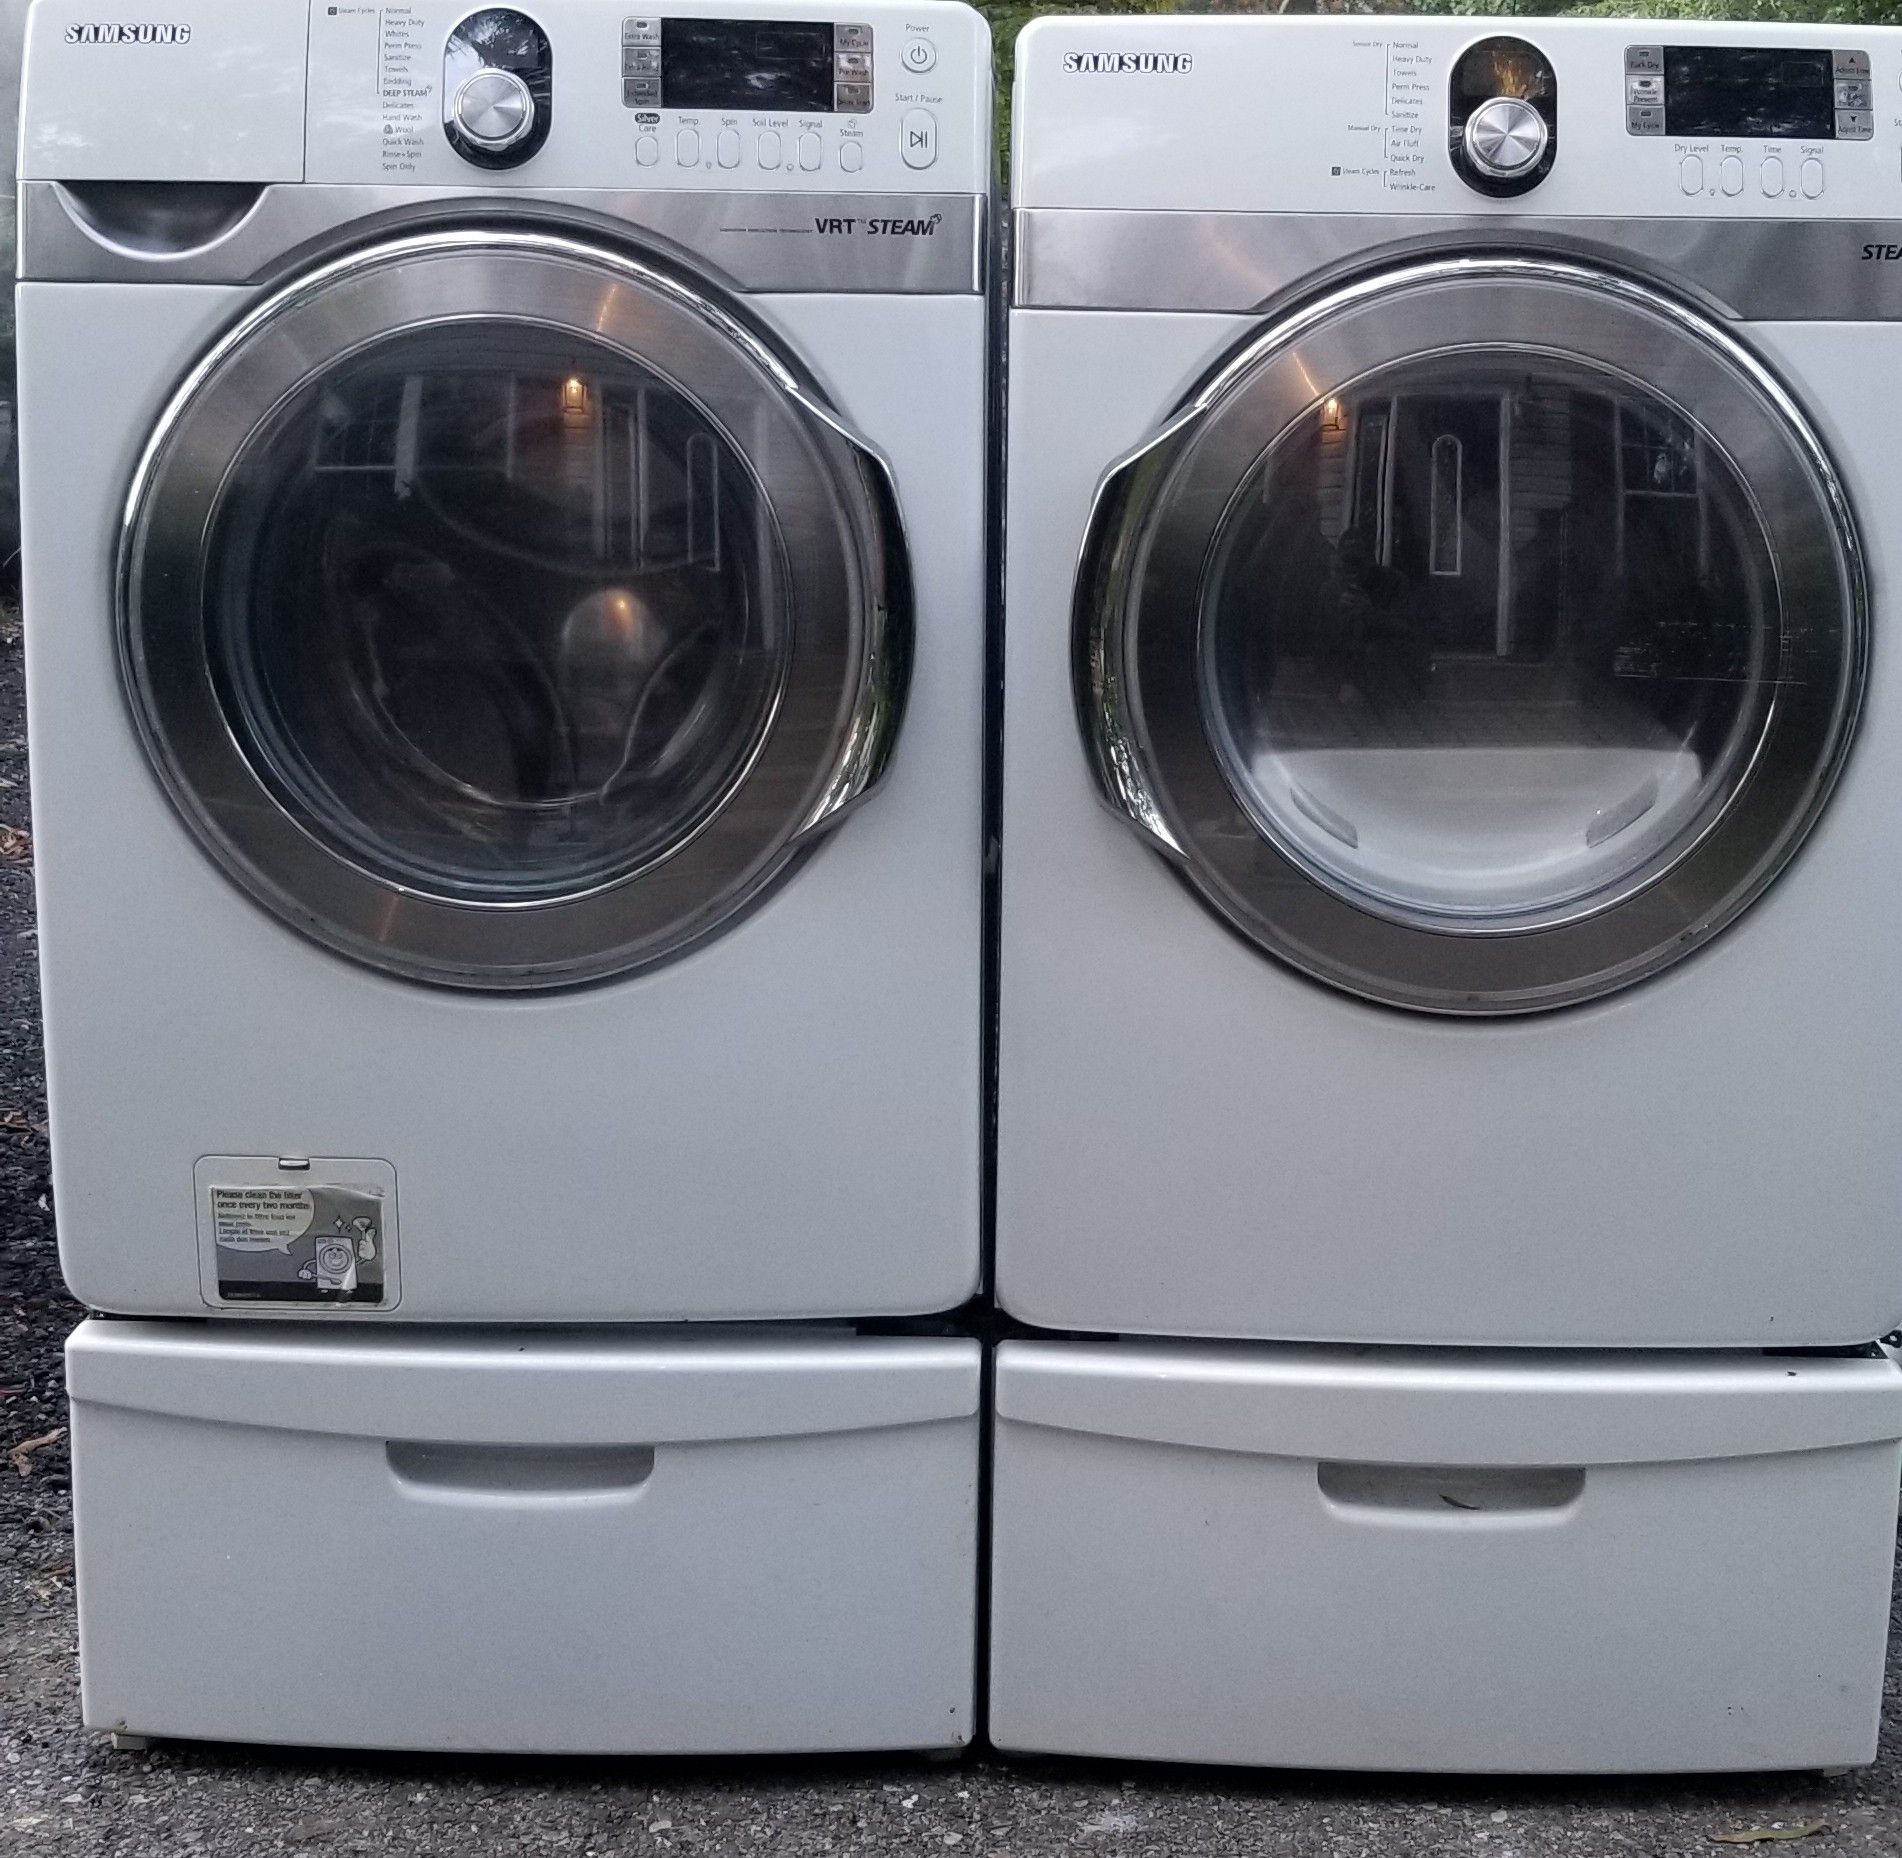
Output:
top-left (70, 1322), bottom-right (980, 1752)
top-left (996, 304), bottom-right (1902, 1345)
top-left (19, 0), bottom-right (307, 182)
top-left (22, 277), bottom-right (984, 1322)
top-left (990, 1340), bottom-right (1902, 1772)
top-left (1013, 14), bottom-right (1902, 219)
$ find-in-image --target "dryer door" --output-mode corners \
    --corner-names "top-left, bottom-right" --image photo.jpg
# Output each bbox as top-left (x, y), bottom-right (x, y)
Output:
top-left (1077, 258), bottom-right (1866, 1015)
top-left (122, 229), bottom-right (908, 990)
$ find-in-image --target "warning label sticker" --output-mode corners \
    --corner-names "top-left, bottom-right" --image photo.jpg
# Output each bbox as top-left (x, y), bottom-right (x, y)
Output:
top-left (208, 1181), bottom-right (388, 1306)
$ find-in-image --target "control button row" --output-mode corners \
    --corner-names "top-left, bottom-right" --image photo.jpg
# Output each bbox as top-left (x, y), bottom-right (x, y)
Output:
top-left (1681, 151), bottom-right (1824, 198)
top-left (834, 20), bottom-right (873, 110)
top-left (632, 127), bottom-right (866, 173)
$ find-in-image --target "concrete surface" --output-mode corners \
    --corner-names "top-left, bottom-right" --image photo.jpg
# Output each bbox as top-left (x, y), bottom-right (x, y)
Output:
top-left (5, 603), bottom-right (1902, 1853)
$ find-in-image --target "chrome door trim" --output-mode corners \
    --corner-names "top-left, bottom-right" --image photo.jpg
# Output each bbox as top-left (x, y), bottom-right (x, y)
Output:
top-left (20, 179), bottom-right (987, 295)
top-left (121, 227), bottom-right (912, 990)
top-left (1016, 206), bottom-right (1902, 321)
top-left (1077, 255), bottom-right (1867, 1016)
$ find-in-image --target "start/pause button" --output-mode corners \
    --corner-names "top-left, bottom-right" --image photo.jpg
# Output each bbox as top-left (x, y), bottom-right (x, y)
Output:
top-left (901, 107), bottom-right (937, 168)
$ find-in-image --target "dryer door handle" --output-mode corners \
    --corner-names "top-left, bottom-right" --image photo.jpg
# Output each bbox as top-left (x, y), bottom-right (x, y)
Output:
top-left (1072, 425), bottom-right (1198, 864)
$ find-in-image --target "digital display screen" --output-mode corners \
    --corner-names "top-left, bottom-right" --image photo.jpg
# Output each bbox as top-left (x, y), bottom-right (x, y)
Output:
top-left (1664, 46), bottom-right (1834, 139)
top-left (661, 18), bottom-right (836, 111)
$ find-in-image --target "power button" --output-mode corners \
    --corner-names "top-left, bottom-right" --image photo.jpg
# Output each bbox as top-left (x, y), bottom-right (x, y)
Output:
top-left (901, 107), bottom-right (937, 168)
top-left (902, 38), bottom-right (936, 73)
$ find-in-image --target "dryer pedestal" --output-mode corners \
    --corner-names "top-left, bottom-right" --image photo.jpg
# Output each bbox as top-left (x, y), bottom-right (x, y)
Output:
top-left (988, 1339), bottom-right (1902, 1773)
top-left (68, 1321), bottom-right (980, 1755)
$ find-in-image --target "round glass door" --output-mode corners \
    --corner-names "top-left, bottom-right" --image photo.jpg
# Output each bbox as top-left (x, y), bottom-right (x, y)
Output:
top-left (123, 230), bottom-right (908, 988)
top-left (1078, 258), bottom-right (1865, 1015)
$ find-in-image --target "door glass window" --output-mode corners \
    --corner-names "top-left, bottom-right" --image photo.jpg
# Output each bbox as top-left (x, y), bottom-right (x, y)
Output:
top-left (1199, 352), bottom-right (1776, 929)
top-left (204, 321), bottom-right (789, 902)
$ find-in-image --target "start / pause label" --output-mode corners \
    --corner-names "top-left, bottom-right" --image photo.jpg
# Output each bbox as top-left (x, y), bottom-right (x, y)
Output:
top-left (902, 107), bottom-right (937, 168)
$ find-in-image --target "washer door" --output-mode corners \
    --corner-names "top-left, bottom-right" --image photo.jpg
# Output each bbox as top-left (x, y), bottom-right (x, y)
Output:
top-left (123, 229), bottom-right (909, 989)
top-left (1077, 258), bottom-right (1866, 1014)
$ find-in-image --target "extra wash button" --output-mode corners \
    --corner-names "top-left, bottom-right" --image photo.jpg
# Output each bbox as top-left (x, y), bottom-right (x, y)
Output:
top-left (901, 107), bottom-right (937, 168)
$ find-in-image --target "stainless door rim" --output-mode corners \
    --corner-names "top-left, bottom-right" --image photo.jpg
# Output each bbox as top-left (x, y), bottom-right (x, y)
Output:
top-left (1075, 255), bottom-right (1867, 1016)
top-left (121, 226), bottom-right (911, 990)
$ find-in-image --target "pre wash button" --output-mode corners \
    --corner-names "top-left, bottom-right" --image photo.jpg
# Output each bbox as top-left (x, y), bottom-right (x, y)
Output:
top-left (901, 107), bottom-right (937, 168)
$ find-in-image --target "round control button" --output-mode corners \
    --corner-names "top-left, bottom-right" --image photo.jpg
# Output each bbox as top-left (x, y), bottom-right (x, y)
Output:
top-left (1802, 156), bottom-right (1825, 198)
top-left (716, 128), bottom-right (741, 168)
top-left (676, 127), bottom-right (701, 165)
top-left (1679, 153), bottom-right (1704, 195)
top-left (635, 133), bottom-right (659, 167)
top-left (798, 131), bottom-right (823, 171)
top-left (1761, 154), bottom-right (1785, 195)
top-left (903, 38), bottom-right (936, 73)
top-left (1720, 154), bottom-right (1743, 195)
top-left (840, 140), bottom-right (864, 173)
top-left (452, 68), bottom-right (535, 153)
top-left (1462, 95), bottom-right (1547, 180)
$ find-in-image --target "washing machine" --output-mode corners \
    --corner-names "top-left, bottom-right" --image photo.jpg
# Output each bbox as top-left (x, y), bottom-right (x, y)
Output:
top-left (991, 14), bottom-right (1902, 1771)
top-left (19, 0), bottom-right (989, 1752)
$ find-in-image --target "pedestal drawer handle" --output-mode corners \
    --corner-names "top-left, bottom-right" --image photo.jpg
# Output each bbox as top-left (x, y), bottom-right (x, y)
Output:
top-left (386, 1442), bottom-right (656, 1499)
top-left (1318, 1462), bottom-right (1585, 1516)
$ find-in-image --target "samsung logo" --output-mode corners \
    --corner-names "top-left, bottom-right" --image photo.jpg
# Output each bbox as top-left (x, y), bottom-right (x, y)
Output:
top-left (64, 22), bottom-right (192, 44)
top-left (1062, 51), bottom-right (1192, 74)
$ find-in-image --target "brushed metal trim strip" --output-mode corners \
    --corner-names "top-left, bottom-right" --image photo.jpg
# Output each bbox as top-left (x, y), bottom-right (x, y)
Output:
top-left (19, 179), bottom-right (987, 295)
top-left (1015, 206), bottom-right (1902, 320)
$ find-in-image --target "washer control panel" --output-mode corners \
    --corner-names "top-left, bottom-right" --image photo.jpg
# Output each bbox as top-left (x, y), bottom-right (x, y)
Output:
top-left (305, 0), bottom-right (986, 193)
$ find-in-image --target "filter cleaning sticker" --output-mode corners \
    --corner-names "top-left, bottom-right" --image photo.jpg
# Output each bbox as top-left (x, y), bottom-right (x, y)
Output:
top-left (209, 1182), bottom-right (387, 1305)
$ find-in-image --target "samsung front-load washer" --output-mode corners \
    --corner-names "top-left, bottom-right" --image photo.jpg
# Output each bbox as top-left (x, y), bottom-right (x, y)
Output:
top-left (991, 14), bottom-right (1902, 1772)
top-left (20, 0), bottom-right (989, 1753)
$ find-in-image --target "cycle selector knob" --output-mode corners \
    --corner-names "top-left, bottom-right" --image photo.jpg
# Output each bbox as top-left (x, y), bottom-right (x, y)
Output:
top-left (452, 67), bottom-right (535, 152)
top-left (1463, 95), bottom-right (1547, 179)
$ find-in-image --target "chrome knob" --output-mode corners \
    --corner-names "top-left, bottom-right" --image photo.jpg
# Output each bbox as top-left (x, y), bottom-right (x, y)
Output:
top-left (452, 68), bottom-right (535, 153)
top-left (1463, 95), bottom-right (1548, 179)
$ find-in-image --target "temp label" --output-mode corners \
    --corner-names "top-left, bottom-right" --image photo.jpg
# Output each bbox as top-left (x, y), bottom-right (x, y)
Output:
top-left (209, 1182), bottom-right (387, 1305)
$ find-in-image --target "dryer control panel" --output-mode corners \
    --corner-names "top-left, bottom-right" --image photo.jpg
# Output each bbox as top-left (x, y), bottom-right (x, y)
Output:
top-left (1012, 13), bottom-right (1902, 219)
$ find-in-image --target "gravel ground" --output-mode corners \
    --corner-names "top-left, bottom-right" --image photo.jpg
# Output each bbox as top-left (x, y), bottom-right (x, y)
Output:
top-left (5, 605), bottom-right (1902, 1855)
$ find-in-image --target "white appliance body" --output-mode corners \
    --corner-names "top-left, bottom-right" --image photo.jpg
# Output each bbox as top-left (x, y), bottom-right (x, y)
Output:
top-left (1001, 14), bottom-right (1902, 1349)
top-left (995, 13), bottom-right (1902, 1775)
top-left (22, 0), bottom-right (990, 1756)
top-left (21, 0), bottom-right (991, 1324)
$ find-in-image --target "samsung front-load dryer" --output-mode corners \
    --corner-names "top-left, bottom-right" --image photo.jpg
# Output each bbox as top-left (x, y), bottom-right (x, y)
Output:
top-left (999, 14), bottom-right (1902, 1355)
top-left (20, 0), bottom-right (989, 1755)
top-left (991, 13), bottom-right (1902, 1775)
